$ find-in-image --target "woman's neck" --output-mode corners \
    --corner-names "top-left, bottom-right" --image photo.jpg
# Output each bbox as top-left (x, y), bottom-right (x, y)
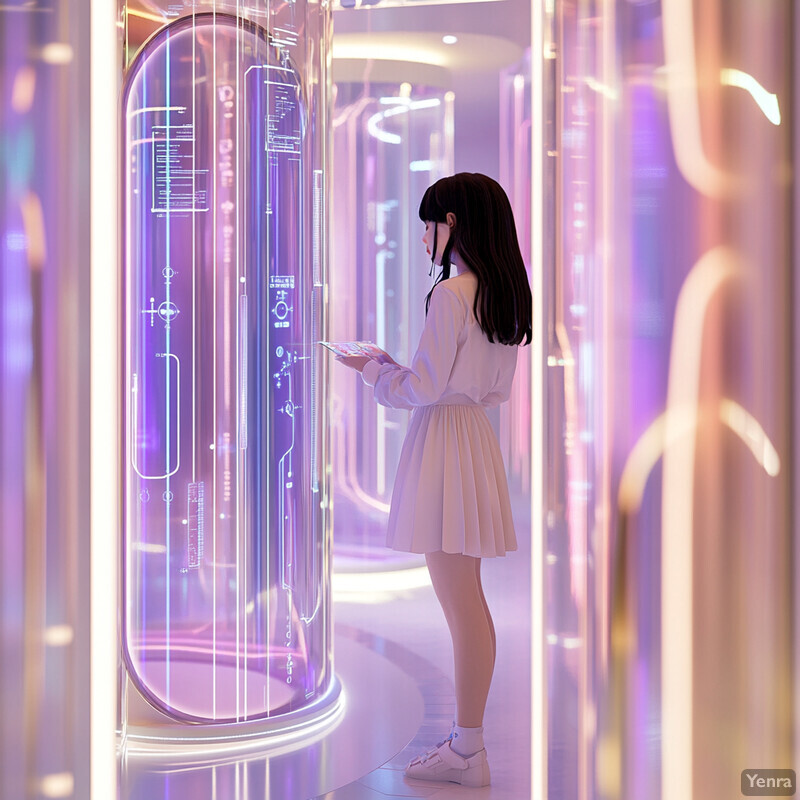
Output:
top-left (450, 254), bottom-right (468, 276)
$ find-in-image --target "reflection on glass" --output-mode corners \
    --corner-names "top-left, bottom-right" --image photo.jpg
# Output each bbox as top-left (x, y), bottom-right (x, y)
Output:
top-left (329, 77), bottom-right (454, 565)
top-left (544, 3), bottom-right (795, 800)
top-left (122, 10), bottom-right (331, 723)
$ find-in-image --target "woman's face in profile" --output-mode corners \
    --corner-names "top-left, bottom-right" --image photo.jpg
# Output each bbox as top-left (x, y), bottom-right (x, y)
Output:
top-left (422, 220), bottom-right (453, 266)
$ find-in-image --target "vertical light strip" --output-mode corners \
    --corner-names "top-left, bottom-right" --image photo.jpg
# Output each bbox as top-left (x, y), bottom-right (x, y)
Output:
top-left (312, 169), bottom-right (323, 493)
top-left (212, 3), bottom-right (218, 719)
top-left (264, 59), bottom-right (271, 722)
top-left (231, 0), bottom-right (241, 722)
top-left (376, 250), bottom-right (386, 494)
top-left (193, 10), bottom-right (197, 487)
top-left (164, 25), bottom-right (172, 706)
top-left (598, 0), bottom-right (615, 792)
top-left (530, 1), bottom-right (547, 799)
top-left (598, 0), bottom-right (614, 685)
top-left (90, 0), bottom-right (119, 797)
top-left (794, 6), bottom-right (800, 779)
top-left (235, 2), bottom-right (243, 724)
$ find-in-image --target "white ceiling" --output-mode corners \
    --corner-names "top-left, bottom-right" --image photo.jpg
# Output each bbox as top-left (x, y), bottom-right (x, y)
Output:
top-left (333, 0), bottom-right (532, 55)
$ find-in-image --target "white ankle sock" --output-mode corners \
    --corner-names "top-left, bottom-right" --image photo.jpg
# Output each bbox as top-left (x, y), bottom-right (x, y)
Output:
top-left (450, 724), bottom-right (484, 757)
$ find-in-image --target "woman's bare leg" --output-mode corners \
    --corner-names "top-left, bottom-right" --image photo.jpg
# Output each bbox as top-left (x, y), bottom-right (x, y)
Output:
top-left (474, 556), bottom-right (497, 670)
top-left (425, 551), bottom-right (495, 728)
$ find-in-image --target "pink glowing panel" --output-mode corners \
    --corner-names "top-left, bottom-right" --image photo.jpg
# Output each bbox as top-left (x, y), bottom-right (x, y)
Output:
top-left (122, 12), bottom-right (330, 722)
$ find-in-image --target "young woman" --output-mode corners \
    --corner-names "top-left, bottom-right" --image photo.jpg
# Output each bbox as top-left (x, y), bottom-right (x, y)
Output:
top-left (336, 172), bottom-right (532, 787)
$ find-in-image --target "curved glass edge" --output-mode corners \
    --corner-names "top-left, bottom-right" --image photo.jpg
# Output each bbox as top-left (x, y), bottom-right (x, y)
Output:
top-left (120, 673), bottom-right (343, 756)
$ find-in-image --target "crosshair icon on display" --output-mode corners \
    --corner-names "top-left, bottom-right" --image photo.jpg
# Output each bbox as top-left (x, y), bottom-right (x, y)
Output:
top-left (158, 301), bottom-right (179, 324)
top-left (142, 297), bottom-right (180, 326)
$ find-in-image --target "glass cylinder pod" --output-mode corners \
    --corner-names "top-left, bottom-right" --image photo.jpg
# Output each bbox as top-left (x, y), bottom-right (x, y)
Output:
top-left (329, 71), bottom-right (453, 566)
top-left (122, 8), bottom-right (332, 724)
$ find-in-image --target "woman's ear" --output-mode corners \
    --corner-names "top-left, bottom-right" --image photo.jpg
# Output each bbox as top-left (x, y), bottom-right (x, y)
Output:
top-left (446, 212), bottom-right (456, 229)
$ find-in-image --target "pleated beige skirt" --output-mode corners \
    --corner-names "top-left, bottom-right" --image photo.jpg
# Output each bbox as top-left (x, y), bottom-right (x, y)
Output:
top-left (386, 402), bottom-right (518, 558)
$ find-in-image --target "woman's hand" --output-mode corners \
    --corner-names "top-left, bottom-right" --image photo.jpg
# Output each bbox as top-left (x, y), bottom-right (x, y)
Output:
top-left (374, 350), bottom-right (400, 366)
top-left (335, 355), bottom-right (373, 373)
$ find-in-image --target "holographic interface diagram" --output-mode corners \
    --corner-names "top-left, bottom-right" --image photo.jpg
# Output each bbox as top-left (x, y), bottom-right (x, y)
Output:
top-left (122, 12), bottom-right (328, 723)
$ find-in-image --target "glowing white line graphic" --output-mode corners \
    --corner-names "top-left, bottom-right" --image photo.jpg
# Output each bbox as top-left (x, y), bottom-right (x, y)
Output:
top-left (585, 76), bottom-right (618, 100)
top-left (376, 248), bottom-right (389, 495)
top-left (367, 112), bottom-right (401, 145)
top-left (129, 105), bottom-right (186, 118)
top-left (720, 68), bottom-right (781, 126)
top-left (367, 98), bottom-right (442, 145)
top-left (662, 0), bottom-right (739, 198)
top-left (619, 401), bottom-right (780, 514)
top-left (130, 354), bottom-right (181, 481)
top-left (718, 399), bottom-right (780, 475)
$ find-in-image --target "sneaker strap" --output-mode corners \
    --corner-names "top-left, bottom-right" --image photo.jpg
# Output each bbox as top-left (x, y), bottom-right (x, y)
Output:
top-left (436, 742), bottom-right (470, 770)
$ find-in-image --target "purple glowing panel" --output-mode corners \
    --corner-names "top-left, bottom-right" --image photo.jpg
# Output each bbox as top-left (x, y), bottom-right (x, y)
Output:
top-left (122, 13), bottom-right (329, 723)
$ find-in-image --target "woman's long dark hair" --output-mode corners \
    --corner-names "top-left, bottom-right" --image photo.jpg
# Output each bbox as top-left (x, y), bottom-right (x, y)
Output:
top-left (419, 173), bottom-right (532, 346)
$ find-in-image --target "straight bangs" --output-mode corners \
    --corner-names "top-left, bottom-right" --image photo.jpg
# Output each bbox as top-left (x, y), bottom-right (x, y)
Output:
top-left (418, 184), bottom-right (448, 223)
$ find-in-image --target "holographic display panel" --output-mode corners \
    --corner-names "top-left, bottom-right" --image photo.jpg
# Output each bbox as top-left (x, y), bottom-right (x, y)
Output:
top-left (122, 11), bottom-right (330, 723)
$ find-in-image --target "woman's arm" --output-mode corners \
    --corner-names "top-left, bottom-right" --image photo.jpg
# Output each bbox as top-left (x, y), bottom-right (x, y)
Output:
top-left (360, 283), bottom-right (464, 409)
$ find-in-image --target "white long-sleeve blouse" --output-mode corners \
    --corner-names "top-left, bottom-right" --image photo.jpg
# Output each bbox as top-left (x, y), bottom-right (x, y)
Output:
top-left (360, 270), bottom-right (519, 410)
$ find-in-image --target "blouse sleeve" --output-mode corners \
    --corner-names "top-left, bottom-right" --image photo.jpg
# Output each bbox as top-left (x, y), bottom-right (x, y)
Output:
top-left (360, 283), bottom-right (464, 409)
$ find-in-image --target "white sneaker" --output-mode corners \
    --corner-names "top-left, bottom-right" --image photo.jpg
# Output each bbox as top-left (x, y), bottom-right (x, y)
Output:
top-left (405, 739), bottom-right (491, 787)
